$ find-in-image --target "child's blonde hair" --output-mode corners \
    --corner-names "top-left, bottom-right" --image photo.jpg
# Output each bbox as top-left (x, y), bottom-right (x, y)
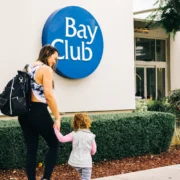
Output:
top-left (72, 113), bottom-right (92, 131)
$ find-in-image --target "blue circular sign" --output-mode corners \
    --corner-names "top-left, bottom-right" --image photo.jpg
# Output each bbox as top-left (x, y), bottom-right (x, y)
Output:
top-left (42, 6), bottom-right (104, 79)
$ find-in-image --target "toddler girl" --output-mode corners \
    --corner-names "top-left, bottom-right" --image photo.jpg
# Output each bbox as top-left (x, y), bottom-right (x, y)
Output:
top-left (54, 113), bottom-right (97, 180)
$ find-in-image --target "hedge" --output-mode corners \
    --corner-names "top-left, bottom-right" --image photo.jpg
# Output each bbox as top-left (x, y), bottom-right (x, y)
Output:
top-left (0, 112), bottom-right (175, 169)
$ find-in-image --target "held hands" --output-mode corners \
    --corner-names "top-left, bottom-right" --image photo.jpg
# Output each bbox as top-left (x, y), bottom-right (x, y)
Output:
top-left (53, 119), bottom-right (61, 130)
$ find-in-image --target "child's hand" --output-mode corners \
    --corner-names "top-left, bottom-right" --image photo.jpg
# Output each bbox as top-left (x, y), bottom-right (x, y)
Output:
top-left (53, 119), bottom-right (61, 130)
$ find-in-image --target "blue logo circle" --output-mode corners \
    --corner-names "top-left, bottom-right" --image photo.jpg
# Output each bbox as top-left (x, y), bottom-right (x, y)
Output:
top-left (42, 6), bottom-right (104, 79)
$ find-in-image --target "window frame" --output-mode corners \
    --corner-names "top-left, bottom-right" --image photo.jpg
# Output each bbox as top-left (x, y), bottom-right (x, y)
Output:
top-left (135, 37), bottom-right (167, 62)
top-left (135, 36), bottom-right (168, 99)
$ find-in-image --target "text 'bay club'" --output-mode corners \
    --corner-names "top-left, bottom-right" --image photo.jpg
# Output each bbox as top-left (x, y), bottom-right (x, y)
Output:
top-left (52, 17), bottom-right (98, 61)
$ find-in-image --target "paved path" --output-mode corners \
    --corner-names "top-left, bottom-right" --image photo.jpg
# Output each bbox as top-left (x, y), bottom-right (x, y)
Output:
top-left (92, 164), bottom-right (180, 180)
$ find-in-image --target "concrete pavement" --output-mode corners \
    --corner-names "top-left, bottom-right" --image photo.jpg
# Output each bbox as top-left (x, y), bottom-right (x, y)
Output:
top-left (92, 164), bottom-right (180, 180)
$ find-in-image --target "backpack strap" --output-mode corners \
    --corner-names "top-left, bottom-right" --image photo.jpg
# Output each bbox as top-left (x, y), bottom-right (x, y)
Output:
top-left (23, 64), bottom-right (29, 72)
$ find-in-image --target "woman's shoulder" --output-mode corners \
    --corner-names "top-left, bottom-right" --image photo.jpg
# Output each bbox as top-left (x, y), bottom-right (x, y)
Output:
top-left (39, 65), bottom-right (53, 75)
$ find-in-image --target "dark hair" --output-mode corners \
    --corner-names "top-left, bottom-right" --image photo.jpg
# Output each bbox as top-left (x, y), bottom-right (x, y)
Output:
top-left (37, 45), bottom-right (58, 88)
top-left (37, 44), bottom-right (58, 67)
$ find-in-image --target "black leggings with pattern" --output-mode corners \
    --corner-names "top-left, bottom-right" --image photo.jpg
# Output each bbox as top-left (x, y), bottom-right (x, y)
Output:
top-left (18, 102), bottom-right (59, 180)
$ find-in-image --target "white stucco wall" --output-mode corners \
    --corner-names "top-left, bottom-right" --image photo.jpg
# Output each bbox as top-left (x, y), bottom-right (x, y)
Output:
top-left (0, 0), bottom-right (135, 113)
top-left (170, 32), bottom-right (180, 90)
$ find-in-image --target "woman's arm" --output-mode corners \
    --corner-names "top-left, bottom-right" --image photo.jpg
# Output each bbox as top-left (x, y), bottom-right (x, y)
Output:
top-left (91, 140), bottom-right (97, 155)
top-left (54, 127), bottom-right (73, 143)
top-left (42, 66), bottom-right (61, 129)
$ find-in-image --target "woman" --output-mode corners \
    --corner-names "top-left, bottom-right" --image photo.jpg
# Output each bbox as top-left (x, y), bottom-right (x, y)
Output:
top-left (18, 45), bottom-right (61, 180)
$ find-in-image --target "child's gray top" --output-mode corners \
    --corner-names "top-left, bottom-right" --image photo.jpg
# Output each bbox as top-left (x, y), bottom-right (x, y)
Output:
top-left (68, 129), bottom-right (96, 168)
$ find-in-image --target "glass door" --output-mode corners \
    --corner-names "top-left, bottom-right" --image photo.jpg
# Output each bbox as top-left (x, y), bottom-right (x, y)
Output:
top-left (136, 67), bottom-right (145, 98)
top-left (146, 67), bottom-right (156, 100)
top-left (136, 66), bottom-right (158, 100)
top-left (157, 68), bottom-right (165, 99)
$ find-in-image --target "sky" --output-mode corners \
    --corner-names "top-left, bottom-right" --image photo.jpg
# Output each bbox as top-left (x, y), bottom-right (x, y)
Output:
top-left (133, 0), bottom-right (158, 19)
top-left (133, 0), bottom-right (158, 12)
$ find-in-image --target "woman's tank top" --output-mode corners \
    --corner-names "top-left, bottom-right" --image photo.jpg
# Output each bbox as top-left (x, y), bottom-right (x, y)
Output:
top-left (28, 64), bottom-right (46, 104)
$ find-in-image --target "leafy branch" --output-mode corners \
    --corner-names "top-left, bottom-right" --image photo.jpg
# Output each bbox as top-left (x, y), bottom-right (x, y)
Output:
top-left (147, 0), bottom-right (180, 38)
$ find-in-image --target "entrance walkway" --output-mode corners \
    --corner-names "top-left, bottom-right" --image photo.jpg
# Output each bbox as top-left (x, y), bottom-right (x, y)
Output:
top-left (93, 164), bottom-right (180, 180)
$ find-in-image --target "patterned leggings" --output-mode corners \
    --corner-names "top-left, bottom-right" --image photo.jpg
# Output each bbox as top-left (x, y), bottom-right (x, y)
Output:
top-left (75, 167), bottom-right (92, 180)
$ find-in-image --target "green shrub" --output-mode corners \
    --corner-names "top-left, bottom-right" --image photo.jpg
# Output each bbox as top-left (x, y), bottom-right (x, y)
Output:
top-left (168, 89), bottom-right (180, 108)
top-left (168, 89), bottom-right (180, 119)
top-left (147, 99), bottom-right (167, 112)
top-left (147, 99), bottom-right (175, 114)
top-left (133, 99), bottom-right (147, 113)
top-left (0, 112), bottom-right (175, 169)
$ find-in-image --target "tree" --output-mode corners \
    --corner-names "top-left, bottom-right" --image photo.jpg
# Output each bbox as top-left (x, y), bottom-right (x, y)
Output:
top-left (148, 0), bottom-right (180, 37)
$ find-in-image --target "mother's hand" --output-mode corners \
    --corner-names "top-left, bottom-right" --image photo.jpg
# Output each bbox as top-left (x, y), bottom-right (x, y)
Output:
top-left (53, 119), bottom-right (61, 130)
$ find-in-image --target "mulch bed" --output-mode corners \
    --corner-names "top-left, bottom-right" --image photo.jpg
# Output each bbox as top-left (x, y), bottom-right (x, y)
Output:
top-left (1, 146), bottom-right (180, 180)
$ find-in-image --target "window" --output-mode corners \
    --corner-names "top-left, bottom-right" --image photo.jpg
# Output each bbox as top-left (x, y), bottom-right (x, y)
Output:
top-left (136, 68), bottom-right (144, 98)
top-left (147, 68), bottom-right (156, 99)
top-left (157, 68), bottom-right (165, 99)
top-left (136, 38), bottom-right (155, 61)
top-left (156, 40), bottom-right (166, 62)
top-left (135, 38), bottom-right (166, 62)
top-left (135, 38), bottom-right (167, 100)
top-left (135, 67), bottom-right (166, 100)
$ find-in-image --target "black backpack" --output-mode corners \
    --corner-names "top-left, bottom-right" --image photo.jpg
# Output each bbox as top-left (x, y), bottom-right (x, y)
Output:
top-left (0, 65), bottom-right (31, 116)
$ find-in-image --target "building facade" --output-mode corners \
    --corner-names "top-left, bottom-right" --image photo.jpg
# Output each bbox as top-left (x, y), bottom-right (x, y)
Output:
top-left (0, 0), bottom-right (135, 114)
top-left (134, 4), bottom-right (180, 100)
top-left (134, 19), bottom-right (169, 100)
top-left (1, 1), bottom-right (179, 116)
